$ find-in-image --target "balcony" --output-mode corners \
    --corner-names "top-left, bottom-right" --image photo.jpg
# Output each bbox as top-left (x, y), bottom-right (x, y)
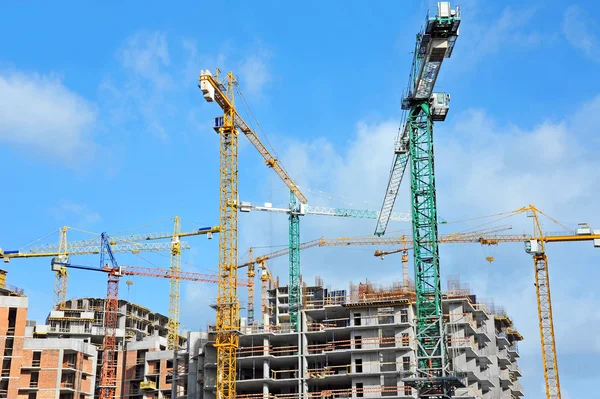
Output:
top-left (448, 313), bottom-right (477, 333)
top-left (18, 381), bottom-right (39, 391)
top-left (472, 303), bottom-right (490, 317)
top-left (510, 363), bottom-right (522, 377)
top-left (475, 325), bottom-right (491, 342)
top-left (496, 332), bottom-right (510, 347)
top-left (47, 325), bottom-right (93, 334)
top-left (307, 365), bottom-right (350, 378)
top-left (62, 360), bottom-right (77, 371)
top-left (20, 362), bottom-right (41, 370)
top-left (511, 380), bottom-right (524, 396)
top-left (60, 381), bottom-right (75, 391)
top-left (497, 349), bottom-right (510, 367)
top-left (476, 367), bottom-right (496, 388)
top-left (448, 336), bottom-right (477, 357)
top-left (507, 343), bottom-right (519, 357)
top-left (499, 369), bottom-right (511, 387)
top-left (453, 386), bottom-right (483, 399)
top-left (271, 368), bottom-right (299, 380)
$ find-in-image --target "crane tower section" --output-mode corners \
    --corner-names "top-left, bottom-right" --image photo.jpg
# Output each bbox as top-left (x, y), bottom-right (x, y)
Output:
top-left (382, 3), bottom-right (462, 398)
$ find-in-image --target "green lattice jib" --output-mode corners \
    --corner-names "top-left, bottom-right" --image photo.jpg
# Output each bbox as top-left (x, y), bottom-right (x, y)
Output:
top-left (408, 101), bottom-right (446, 378)
top-left (289, 191), bottom-right (301, 332)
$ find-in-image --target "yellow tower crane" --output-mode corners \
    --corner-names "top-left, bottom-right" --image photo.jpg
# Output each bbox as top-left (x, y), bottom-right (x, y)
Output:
top-left (166, 217), bottom-right (220, 350)
top-left (373, 205), bottom-right (600, 399)
top-left (198, 68), bottom-right (306, 399)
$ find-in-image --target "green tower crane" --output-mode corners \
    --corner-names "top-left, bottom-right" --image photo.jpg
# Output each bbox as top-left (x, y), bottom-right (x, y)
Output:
top-left (375, 2), bottom-right (462, 398)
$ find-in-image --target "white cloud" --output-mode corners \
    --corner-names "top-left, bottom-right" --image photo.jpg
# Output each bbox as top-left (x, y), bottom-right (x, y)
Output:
top-left (50, 200), bottom-right (102, 226)
top-left (100, 31), bottom-right (175, 140)
top-left (563, 5), bottom-right (600, 63)
top-left (120, 31), bottom-right (172, 89)
top-left (451, 3), bottom-right (541, 68)
top-left (0, 72), bottom-right (96, 161)
top-left (435, 104), bottom-right (600, 220)
top-left (238, 45), bottom-right (271, 99)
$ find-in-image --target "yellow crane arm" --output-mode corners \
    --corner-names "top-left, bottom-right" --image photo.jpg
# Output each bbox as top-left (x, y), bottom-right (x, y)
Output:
top-left (374, 231), bottom-right (600, 257)
top-left (199, 71), bottom-right (307, 203)
top-left (22, 226), bottom-right (219, 252)
top-left (1, 241), bottom-right (188, 262)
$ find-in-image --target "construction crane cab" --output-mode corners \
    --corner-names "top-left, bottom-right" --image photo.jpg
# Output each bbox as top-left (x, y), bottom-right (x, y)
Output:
top-left (199, 69), bottom-right (215, 102)
top-left (430, 92), bottom-right (451, 121)
top-left (50, 256), bottom-right (69, 272)
top-left (524, 240), bottom-right (543, 256)
top-left (213, 116), bottom-right (224, 132)
top-left (576, 223), bottom-right (591, 235)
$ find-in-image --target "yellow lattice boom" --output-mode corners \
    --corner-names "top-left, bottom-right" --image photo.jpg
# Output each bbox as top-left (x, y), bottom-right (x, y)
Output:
top-left (199, 68), bottom-right (306, 399)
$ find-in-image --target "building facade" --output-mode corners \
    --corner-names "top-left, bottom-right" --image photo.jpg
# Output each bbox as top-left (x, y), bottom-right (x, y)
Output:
top-left (1, 272), bottom-right (524, 399)
top-left (196, 278), bottom-right (524, 399)
top-left (0, 284), bottom-right (197, 399)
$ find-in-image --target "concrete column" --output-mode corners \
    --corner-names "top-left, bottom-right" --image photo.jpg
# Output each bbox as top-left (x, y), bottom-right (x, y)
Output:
top-left (263, 358), bottom-right (269, 379)
top-left (55, 349), bottom-right (63, 399)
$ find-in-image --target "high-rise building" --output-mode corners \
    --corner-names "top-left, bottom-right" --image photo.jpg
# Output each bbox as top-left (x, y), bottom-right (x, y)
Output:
top-left (0, 269), bottom-right (524, 399)
top-left (195, 277), bottom-right (524, 399)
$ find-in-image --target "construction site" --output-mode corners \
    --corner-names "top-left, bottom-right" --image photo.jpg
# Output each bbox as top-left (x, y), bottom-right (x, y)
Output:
top-left (1, 2), bottom-right (598, 399)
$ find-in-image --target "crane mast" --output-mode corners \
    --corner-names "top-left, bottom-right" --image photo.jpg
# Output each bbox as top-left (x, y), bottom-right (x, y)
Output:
top-left (216, 71), bottom-right (239, 399)
top-left (55, 226), bottom-right (69, 310)
top-left (526, 207), bottom-right (562, 399)
top-left (98, 233), bottom-right (120, 399)
top-left (288, 191), bottom-right (301, 330)
top-left (168, 216), bottom-right (182, 350)
top-left (374, 3), bottom-right (461, 397)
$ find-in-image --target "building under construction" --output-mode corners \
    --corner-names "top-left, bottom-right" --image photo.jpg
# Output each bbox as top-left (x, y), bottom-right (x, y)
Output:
top-left (0, 278), bottom-right (202, 399)
top-left (1, 271), bottom-right (522, 399)
top-left (195, 277), bottom-right (524, 399)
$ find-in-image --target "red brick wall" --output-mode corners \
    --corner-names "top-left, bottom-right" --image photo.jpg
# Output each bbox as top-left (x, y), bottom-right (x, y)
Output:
top-left (4, 305), bottom-right (28, 398)
top-left (159, 358), bottom-right (172, 391)
top-left (40, 349), bottom-right (60, 369)
top-left (0, 307), bottom-right (7, 335)
top-left (81, 371), bottom-right (92, 393)
top-left (38, 390), bottom-right (60, 399)
top-left (38, 368), bottom-right (59, 389)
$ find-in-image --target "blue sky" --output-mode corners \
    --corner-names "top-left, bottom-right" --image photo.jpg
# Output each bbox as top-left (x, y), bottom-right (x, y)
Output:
top-left (1, 1), bottom-right (600, 397)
